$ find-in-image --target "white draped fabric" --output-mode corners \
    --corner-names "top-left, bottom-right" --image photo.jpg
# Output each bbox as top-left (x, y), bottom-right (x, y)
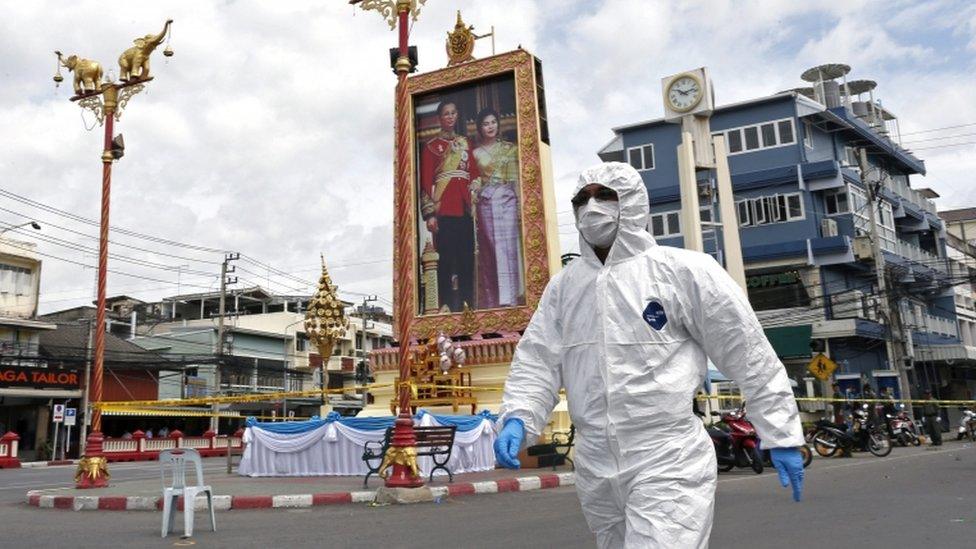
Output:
top-left (238, 417), bottom-right (497, 478)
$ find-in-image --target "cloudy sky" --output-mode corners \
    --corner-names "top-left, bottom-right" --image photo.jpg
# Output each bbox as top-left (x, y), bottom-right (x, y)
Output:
top-left (1, 0), bottom-right (974, 315)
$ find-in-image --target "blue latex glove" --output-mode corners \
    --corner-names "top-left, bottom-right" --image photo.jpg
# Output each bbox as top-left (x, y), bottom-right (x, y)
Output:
top-left (494, 418), bottom-right (525, 469)
top-left (770, 447), bottom-right (805, 502)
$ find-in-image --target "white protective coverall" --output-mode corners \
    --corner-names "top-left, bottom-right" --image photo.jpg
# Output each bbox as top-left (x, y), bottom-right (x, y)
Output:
top-left (498, 162), bottom-right (804, 548)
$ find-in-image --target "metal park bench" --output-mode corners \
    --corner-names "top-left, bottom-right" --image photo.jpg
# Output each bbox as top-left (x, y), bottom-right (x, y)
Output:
top-left (526, 425), bottom-right (575, 470)
top-left (362, 425), bottom-right (457, 487)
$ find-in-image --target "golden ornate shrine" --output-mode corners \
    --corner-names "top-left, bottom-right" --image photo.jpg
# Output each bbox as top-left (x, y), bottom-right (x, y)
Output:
top-left (391, 335), bottom-right (476, 414)
top-left (305, 256), bottom-right (349, 411)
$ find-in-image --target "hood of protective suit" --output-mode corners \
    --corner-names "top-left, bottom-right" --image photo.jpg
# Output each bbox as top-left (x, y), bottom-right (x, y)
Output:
top-left (574, 162), bottom-right (656, 264)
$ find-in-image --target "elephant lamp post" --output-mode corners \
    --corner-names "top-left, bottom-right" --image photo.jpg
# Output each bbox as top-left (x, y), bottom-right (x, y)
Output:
top-left (349, 0), bottom-right (426, 490)
top-left (119, 19), bottom-right (173, 81)
top-left (53, 19), bottom-right (174, 489)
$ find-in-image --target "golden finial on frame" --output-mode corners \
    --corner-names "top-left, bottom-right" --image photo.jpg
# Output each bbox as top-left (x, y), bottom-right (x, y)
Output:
top-left (446, 11), bottom-right (476, 66)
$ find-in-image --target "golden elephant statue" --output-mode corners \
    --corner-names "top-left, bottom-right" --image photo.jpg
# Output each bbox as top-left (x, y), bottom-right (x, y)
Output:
top-left (118, 19), bottom-right (172, 82)
top-left (378, 445), bottom-right (420, 480)
top-left (74, 456), bottom-right (111, 485)
top-left (55, 51), bottom-right (103, 95)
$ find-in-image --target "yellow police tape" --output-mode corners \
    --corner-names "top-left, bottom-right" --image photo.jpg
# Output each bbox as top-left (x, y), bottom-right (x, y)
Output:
top-left (95, 379), bottom-right (976, 411)
top-left (94, 383), bottom-right (394, 409)
top-left (99, 407), bottom-right (313, 421)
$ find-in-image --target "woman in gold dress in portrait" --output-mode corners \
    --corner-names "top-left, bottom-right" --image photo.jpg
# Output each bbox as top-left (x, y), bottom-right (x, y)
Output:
top-left (471, 108), bottom-right (524, 309)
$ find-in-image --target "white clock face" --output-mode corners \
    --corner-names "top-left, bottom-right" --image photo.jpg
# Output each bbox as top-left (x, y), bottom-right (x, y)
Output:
top-left (667, 75), bottom-right (703, 112)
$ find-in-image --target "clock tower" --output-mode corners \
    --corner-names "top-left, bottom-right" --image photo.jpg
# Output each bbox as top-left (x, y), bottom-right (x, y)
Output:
top-left (661, 67), bottom-right (745, 291)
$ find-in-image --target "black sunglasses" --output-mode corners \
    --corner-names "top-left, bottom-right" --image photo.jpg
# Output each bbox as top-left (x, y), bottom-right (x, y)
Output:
top-left (571, 186), bottom-right (618, 209)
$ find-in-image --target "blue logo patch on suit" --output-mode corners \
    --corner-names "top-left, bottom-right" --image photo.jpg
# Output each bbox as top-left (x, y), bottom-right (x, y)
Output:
top-left (642, 300), bottom-right (668, 330)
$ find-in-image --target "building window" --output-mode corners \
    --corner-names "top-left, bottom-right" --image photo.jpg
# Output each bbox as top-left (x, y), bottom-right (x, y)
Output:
top-left (824, 189), bottom-right (850, 215)
top-left (803, 121), bottom-right (813, 148)
top-left (842, 146), bottom-right (859, 168)
top-left (736, 193), bottom-right (805, 228)
top-left (743, 127), bottom-right (760, 150)
top-left (296, 334), bottom-right (308, 352)
top-left (627, 144), bottom-right (655, 171)
top-left (778, 120), bottom-right (795, 144)
top-left (666, 212), bottom-right (680, 234)
top-left (0, 264), bottom-right (33, 296)
top-left (727, 130), bottom-right (743, 153)
top-left (749, 198), bottom-right (768, 225)
top-left (761, 123), bottom-right (777, 147)
top-left (786, 194), bottom-right (803, 219)
top-left (737, 201), bottom-right (751, 226)
top-left (651, 215), bottom-right (664, 236)
top-left (650, 210), bottom-right (681, 238)
top-left (847, 184), bottom-right (895, 252)
top-left (717, 118), bottom-right (797, 156)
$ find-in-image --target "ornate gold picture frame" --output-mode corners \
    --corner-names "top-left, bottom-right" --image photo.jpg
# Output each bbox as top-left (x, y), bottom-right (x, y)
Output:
top-left (394, 49), bottom-right (554, 340)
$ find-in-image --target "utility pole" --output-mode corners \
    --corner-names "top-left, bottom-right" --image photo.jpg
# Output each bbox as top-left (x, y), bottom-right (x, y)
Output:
top-left (212, 252), bottom-right (238, 431)
top-left (859, 149), bottom-right (913, 409)
top-left (359, 296), bottom-right (378, 408)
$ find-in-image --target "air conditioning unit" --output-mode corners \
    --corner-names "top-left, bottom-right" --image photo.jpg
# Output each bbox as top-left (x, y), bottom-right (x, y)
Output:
top-left (852, 235), bottom-right (873, 261)
top-left (831, 289), bottom-right (864, 319)
top-left (821, 218), bottom-right (839, 237)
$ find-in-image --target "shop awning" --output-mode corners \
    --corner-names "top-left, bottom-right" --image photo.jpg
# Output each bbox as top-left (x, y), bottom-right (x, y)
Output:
top-left (0, 388), bottom-right (83, 398)
top-left (764, 325), bottom-right (813, 359)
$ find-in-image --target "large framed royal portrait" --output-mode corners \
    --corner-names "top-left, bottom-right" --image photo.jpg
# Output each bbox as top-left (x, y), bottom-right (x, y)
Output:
top-left (394, 49), bottom-right (560, 339)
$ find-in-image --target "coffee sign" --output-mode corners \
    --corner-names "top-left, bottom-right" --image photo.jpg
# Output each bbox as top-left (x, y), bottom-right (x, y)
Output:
top-left (0, 366), bottom-right (81, 389)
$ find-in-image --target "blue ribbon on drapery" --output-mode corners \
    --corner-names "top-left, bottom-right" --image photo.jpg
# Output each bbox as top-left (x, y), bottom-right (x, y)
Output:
top-left (246, 409), bottom-right (499, 434)
top-left (417, 409), bottom-right (498, 431)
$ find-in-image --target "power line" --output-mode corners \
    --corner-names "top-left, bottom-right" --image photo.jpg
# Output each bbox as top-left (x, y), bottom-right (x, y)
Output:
top-left (0, 187), bottom-right (229, 253)
top-left (899, 121), bottom-right (976, 137)
top-left (1, 238), bottom-right (218, 289)
top-left (901, 131), bottom-right (976, 145)
top-left (39, 279), bottom-right (220, 305)
top-left (238, 254), bottom-right (315, 287)
top-left (908, 141), bottom-right (976, 152)
top-left (0, 205), bottom-right (223, 265)
top-left (278, 257), bottom-right (392, 272)
top-left (1, 223), bottom-right (216, 276)
top-left (0, 187), bottom-right (393, 312)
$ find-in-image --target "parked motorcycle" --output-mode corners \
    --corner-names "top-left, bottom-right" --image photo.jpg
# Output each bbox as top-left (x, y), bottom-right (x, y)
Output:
top-left (886, 404), bottom-right (921, 447)
top-left (706, 409), bottom-right (764, 474)
top-left (811, 404), bottom-right (892, 457)
top-left (761, 444), bottom-right (813, 469)
top-left (956, 408), bottom-right (976, 442)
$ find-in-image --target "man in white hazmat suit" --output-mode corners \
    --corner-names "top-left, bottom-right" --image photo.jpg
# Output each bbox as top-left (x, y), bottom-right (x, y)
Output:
top-left (494, 162), bottom-right (806, 548)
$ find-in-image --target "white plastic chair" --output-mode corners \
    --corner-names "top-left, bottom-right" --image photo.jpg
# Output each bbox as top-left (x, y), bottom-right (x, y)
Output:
top-left (159, 448), bottom-right (216, 538)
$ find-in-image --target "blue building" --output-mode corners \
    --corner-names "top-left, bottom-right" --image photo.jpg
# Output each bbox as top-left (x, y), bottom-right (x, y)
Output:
top-left (597, 74), bottom-right (960, 400)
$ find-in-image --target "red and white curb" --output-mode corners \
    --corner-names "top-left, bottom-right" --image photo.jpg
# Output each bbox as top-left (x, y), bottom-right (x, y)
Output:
top-left (26, 472), bottom-right (575, 512)
top-left (20, 460), bottom-right (79, 468)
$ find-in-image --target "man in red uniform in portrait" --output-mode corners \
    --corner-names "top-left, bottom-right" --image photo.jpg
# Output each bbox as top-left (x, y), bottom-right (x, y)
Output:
top-left (419, 98), bottom-right (479, 312)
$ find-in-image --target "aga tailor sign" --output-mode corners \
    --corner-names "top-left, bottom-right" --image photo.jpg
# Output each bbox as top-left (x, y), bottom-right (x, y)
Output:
top-left (0, 366), bottom-right (82, 389)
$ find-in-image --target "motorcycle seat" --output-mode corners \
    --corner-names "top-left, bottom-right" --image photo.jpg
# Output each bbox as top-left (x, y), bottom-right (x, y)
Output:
top-left (706, 427), bottom-right (731, 441)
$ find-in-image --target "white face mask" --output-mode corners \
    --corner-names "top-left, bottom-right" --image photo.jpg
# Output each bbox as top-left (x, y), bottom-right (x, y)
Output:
top-left (576, 198), bottom-right (620, 249)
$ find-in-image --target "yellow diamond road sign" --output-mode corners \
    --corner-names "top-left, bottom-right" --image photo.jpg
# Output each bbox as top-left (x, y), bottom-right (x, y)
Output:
top-left (807, 353), bottom-right (838, 381)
